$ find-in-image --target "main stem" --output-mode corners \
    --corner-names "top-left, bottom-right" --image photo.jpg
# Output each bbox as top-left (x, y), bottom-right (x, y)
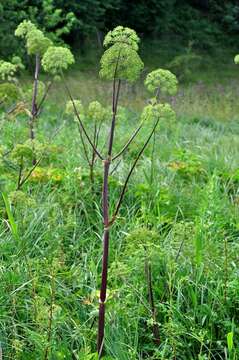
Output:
top-left (30, 54), bottom-right (40, 165)
top-left (30, 54), bottom-right (40, 141)
top-left (97, 79), bottom-right (121, 357)
top-left (97, 158), bottom-right (110, 356)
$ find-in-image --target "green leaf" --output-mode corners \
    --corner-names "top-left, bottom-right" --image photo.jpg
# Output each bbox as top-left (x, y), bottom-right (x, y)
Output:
top-left (227, 331), bottom-right (234, 352)
top-left (1, 192), bottom-right (20, 243)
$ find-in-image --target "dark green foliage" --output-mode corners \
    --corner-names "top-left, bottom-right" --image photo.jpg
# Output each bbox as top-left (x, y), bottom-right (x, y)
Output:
top-left (1, 1), bottom-right (239, 58)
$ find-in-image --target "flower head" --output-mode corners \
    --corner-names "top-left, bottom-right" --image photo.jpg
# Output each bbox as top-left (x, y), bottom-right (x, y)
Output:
top-left (15, 20), bottom-right (51, 56)
top-left (234, 54), bottom-right (239, 65)
top-left (0, 60), bottom-right (17, 81)
top-left (26, 29), bottom-right (52, 55)
top-left (65, 100), bottom-right (84, 117)
top-left (141, 103), bottom-right (175, 122)
top-left (100, 43), bottom-right (143, 83)
top-left (15, 20), bottom-right (37, 38)
top-left (11, 56), bottom-right (25, 70)
top-left (145, 69), bottom-right (178, 95)
top-left (0, 83), bottom-right (19, 104)
top-left (103, 26), bottom-right (140, 51)
top-left (42, 46), bottom-right (74, 74)
top-left (88, 101), bottom-right (106, 122)
top-left (12, 143), bottom-right (34, 162)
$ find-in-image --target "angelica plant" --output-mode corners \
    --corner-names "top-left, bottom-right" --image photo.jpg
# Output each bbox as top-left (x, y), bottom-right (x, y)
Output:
top-left (15, 22), bottom-right (74, 142)
top-left (14, 21), bottom-right (74, 171)
top-left (144, 69), bottom-right (178, 182)
top-left (15, 20), bottom-right (52, 144)
top-left (64, 26), bottom-right (176, 357)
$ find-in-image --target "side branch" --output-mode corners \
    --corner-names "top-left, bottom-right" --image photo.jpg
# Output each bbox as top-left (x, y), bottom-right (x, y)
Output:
top-left (109, 118), bottom-right (160, 225)
top-left (63, 79), bottom-right (104, 160)
top-left (108, 80), bottom-right (121, 157)
top-left (36, 81), bottom-right (53, 116)
top-left (30, 54), bottom-right (40, 142)
top-left (77, 122), bottom-right (91, 166)
top-left (112, 122), bottom-right (143, 161)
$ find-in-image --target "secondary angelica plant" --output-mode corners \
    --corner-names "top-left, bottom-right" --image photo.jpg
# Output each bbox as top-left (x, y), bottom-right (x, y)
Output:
top-left (0, 22), bottom-right (74, 196)
top-left (15, 20), bottom-right (51, 144)
top-left (12, 21), bottom-right (74, 178)
top-left (64, 25), bottom-right (176, 357)
top-left (15, 21), bottom-right (74, 149)
top-left (144, 69), bottom-right (178, 182)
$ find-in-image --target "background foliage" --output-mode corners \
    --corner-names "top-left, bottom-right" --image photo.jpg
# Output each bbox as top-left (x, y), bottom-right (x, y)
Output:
top-left (1, 0), bottom-right (239, 58)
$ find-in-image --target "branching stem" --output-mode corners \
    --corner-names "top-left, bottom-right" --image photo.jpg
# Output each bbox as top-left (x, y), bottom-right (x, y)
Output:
top-left (110, 118), bottom-right (160, 225)
top-left (30, 54), bottom-right (40, 143)
top-left (112, 122), bottom-right (143, 161)
top-left (62, 77), bottom-right (104, 160)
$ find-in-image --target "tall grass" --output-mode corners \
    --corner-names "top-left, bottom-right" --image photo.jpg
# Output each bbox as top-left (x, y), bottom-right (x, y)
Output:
top-left (1, 68), bottom-right (239, 358)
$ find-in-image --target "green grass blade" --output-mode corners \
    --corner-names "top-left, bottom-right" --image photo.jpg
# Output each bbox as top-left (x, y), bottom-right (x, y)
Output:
top-left (1, 192), bottom-right (20, 243)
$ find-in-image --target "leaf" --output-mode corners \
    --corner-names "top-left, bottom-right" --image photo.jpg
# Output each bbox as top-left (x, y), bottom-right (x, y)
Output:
top-left (227, 331), bottom-right (234, 352)
top-left (1, 192), bottom-right (20, 243)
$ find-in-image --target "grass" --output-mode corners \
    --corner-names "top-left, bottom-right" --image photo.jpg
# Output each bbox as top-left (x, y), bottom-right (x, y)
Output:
top-left (1, 45), bottom-right (239, 359)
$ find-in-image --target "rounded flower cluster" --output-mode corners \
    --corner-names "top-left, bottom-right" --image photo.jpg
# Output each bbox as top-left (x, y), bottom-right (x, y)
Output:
top-left (0, 60), bottom-right (17, 81)
top-left (100, 26), bottom-right (144, 83)
top-left (145, 69), bottom-right (178, 95)
top-left (234, 54), bottom-right (239, 65)
top-left (103, 26), bottom-right (140, 51)
top-left (15, 20), bottom-right (37, 37)
top-left (12, 143), bottom-right (34, 162)
top-left (15, 20), bottom-right (51, 56)
top-left (0, 83), bottom-right (19, 104)
top-left (42, 46), bottom-right (75, 75)
top-left (26, 29), bottom-right (52, 56)
top-left (100, 43), bottom-right (143, 82)
top-left (88, 101), bottom-right (106, 122)
top-left (11, 56), bottom-right (25, 71)
top-left (65, 100), bottom-right (84, 117)
top-left (141, 103), bottom-right (175, 123)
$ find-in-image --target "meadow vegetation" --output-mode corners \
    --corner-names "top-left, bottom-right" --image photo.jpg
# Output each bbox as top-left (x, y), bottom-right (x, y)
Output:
top-left (1, 21), bottom-right (239, 360)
